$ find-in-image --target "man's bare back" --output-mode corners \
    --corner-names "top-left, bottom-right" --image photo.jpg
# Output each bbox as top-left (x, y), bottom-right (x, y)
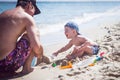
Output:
top-left (0, 8), bottom-right (27, 60)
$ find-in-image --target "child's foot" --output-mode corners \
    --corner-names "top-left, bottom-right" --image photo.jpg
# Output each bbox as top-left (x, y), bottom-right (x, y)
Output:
top-left (61, 60), bottom-right (68, 66)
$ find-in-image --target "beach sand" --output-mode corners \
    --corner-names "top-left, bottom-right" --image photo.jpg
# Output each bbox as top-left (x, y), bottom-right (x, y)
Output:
top-left (1, 16), bottom-right (120, 80)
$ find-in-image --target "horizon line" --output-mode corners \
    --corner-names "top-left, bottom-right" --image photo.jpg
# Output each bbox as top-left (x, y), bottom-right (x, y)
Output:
top-left (0, 1), bottom-right (120, 2)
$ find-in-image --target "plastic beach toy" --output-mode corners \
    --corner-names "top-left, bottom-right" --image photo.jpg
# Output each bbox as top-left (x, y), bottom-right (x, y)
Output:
top-left (88, 52), bottom-right (105, 66)
top-left (96, 56), bottom-right (102, 61)
top-left (52, 62), bottom-right (57, 67)
top-left (73, 56), bottom-right (95, 68)
top-left (88, 63), bottom-right (95, 66)
top-left (73, 52), bottom-right (109, 68)
top-left (60, 61), bottom-right (72, 69)
top-left (31, 57), bottom-right (37, 67)
top-left (100, 52), bottom-right (105, 57)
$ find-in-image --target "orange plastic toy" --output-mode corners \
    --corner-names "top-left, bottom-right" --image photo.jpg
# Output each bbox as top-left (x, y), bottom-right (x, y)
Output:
top-left (60, 61), bottom-right (72, 69)
top-left (88, 63), bottom-right (95, 66)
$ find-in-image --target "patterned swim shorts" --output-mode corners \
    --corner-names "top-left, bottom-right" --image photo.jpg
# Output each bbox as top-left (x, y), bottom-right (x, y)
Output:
top-left (0, 38), bottom-right (30, 73)
top-left (92, 45), bottom-right (99, 55)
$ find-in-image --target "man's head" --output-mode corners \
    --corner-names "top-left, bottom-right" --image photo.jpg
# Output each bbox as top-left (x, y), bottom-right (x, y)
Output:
top-left (16, 0), bottom-right (40, 15)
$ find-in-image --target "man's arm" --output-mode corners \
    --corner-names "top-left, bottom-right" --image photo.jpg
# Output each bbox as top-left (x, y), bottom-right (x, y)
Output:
top-left (25, 16), bottom-right (43, 58)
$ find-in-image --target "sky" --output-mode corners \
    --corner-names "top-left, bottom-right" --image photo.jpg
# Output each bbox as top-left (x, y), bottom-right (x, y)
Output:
top-left (0, 0), bottom-right (120, 2)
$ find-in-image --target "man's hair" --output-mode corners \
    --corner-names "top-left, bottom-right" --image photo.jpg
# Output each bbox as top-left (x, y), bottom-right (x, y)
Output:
top-left (16, 0), bottom-right (40, 15)
top-left (16, 0), bottom-right (30, 8)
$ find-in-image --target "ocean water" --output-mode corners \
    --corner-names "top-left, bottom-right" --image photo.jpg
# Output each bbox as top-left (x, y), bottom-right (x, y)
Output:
top-left (0, 1), bottom-right (120, 45)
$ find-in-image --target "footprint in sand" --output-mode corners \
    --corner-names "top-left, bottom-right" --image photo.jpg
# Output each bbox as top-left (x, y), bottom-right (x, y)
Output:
top-left (57, 75), bottom-right (66, 80)
top-left (66, 71), bottom-right (81, 76)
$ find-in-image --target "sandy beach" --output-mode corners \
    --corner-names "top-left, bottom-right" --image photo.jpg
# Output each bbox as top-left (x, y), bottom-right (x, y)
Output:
top-left (1, 13), bottom-right (120, 80)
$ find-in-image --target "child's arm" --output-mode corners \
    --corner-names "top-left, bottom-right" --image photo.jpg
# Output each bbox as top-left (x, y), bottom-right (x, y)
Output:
top-left (53, 41), bottom-right (73, 56)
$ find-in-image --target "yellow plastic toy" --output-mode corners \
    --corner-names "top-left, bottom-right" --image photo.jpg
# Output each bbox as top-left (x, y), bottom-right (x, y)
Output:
top-left (60, 61), bottom-right (72, 69)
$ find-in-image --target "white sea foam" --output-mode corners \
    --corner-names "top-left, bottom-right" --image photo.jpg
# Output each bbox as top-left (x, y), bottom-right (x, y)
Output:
top-left (38, 23), bottom-right (64, 36)
top-left (73, 6), bottom-right (120, 26)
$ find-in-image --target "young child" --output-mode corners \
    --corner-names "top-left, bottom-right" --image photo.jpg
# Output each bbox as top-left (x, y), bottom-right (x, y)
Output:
top-left (52, 21), bottom-right (99, 60)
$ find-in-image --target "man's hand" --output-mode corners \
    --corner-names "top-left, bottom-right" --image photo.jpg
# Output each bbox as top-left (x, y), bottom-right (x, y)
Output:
top-left (34, 45), bottom-right (43, 58)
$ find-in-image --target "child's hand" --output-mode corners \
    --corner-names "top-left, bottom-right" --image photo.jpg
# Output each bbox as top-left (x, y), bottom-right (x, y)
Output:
top-left (50, 52), bottom-right (58, 60)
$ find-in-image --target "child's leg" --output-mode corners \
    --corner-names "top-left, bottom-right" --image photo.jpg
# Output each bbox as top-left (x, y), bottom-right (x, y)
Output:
top-left (66, 45), bottom-right (93, 60)
top-left (77, 46), bottom-right (93, 57)
top-left (66, 47), bottom-right (78, 60)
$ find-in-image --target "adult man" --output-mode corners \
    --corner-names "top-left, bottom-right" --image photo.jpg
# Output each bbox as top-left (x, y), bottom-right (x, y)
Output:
top-left (0, 0), bottom-right (43, 75)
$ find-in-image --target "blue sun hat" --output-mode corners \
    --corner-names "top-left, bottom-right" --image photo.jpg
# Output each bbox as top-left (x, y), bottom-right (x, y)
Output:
top-left (64, 21), bottom-right (80, 35)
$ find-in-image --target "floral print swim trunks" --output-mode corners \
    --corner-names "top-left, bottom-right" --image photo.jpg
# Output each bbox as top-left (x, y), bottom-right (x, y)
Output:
top-left (0, 38), bottom-right (30, 73)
